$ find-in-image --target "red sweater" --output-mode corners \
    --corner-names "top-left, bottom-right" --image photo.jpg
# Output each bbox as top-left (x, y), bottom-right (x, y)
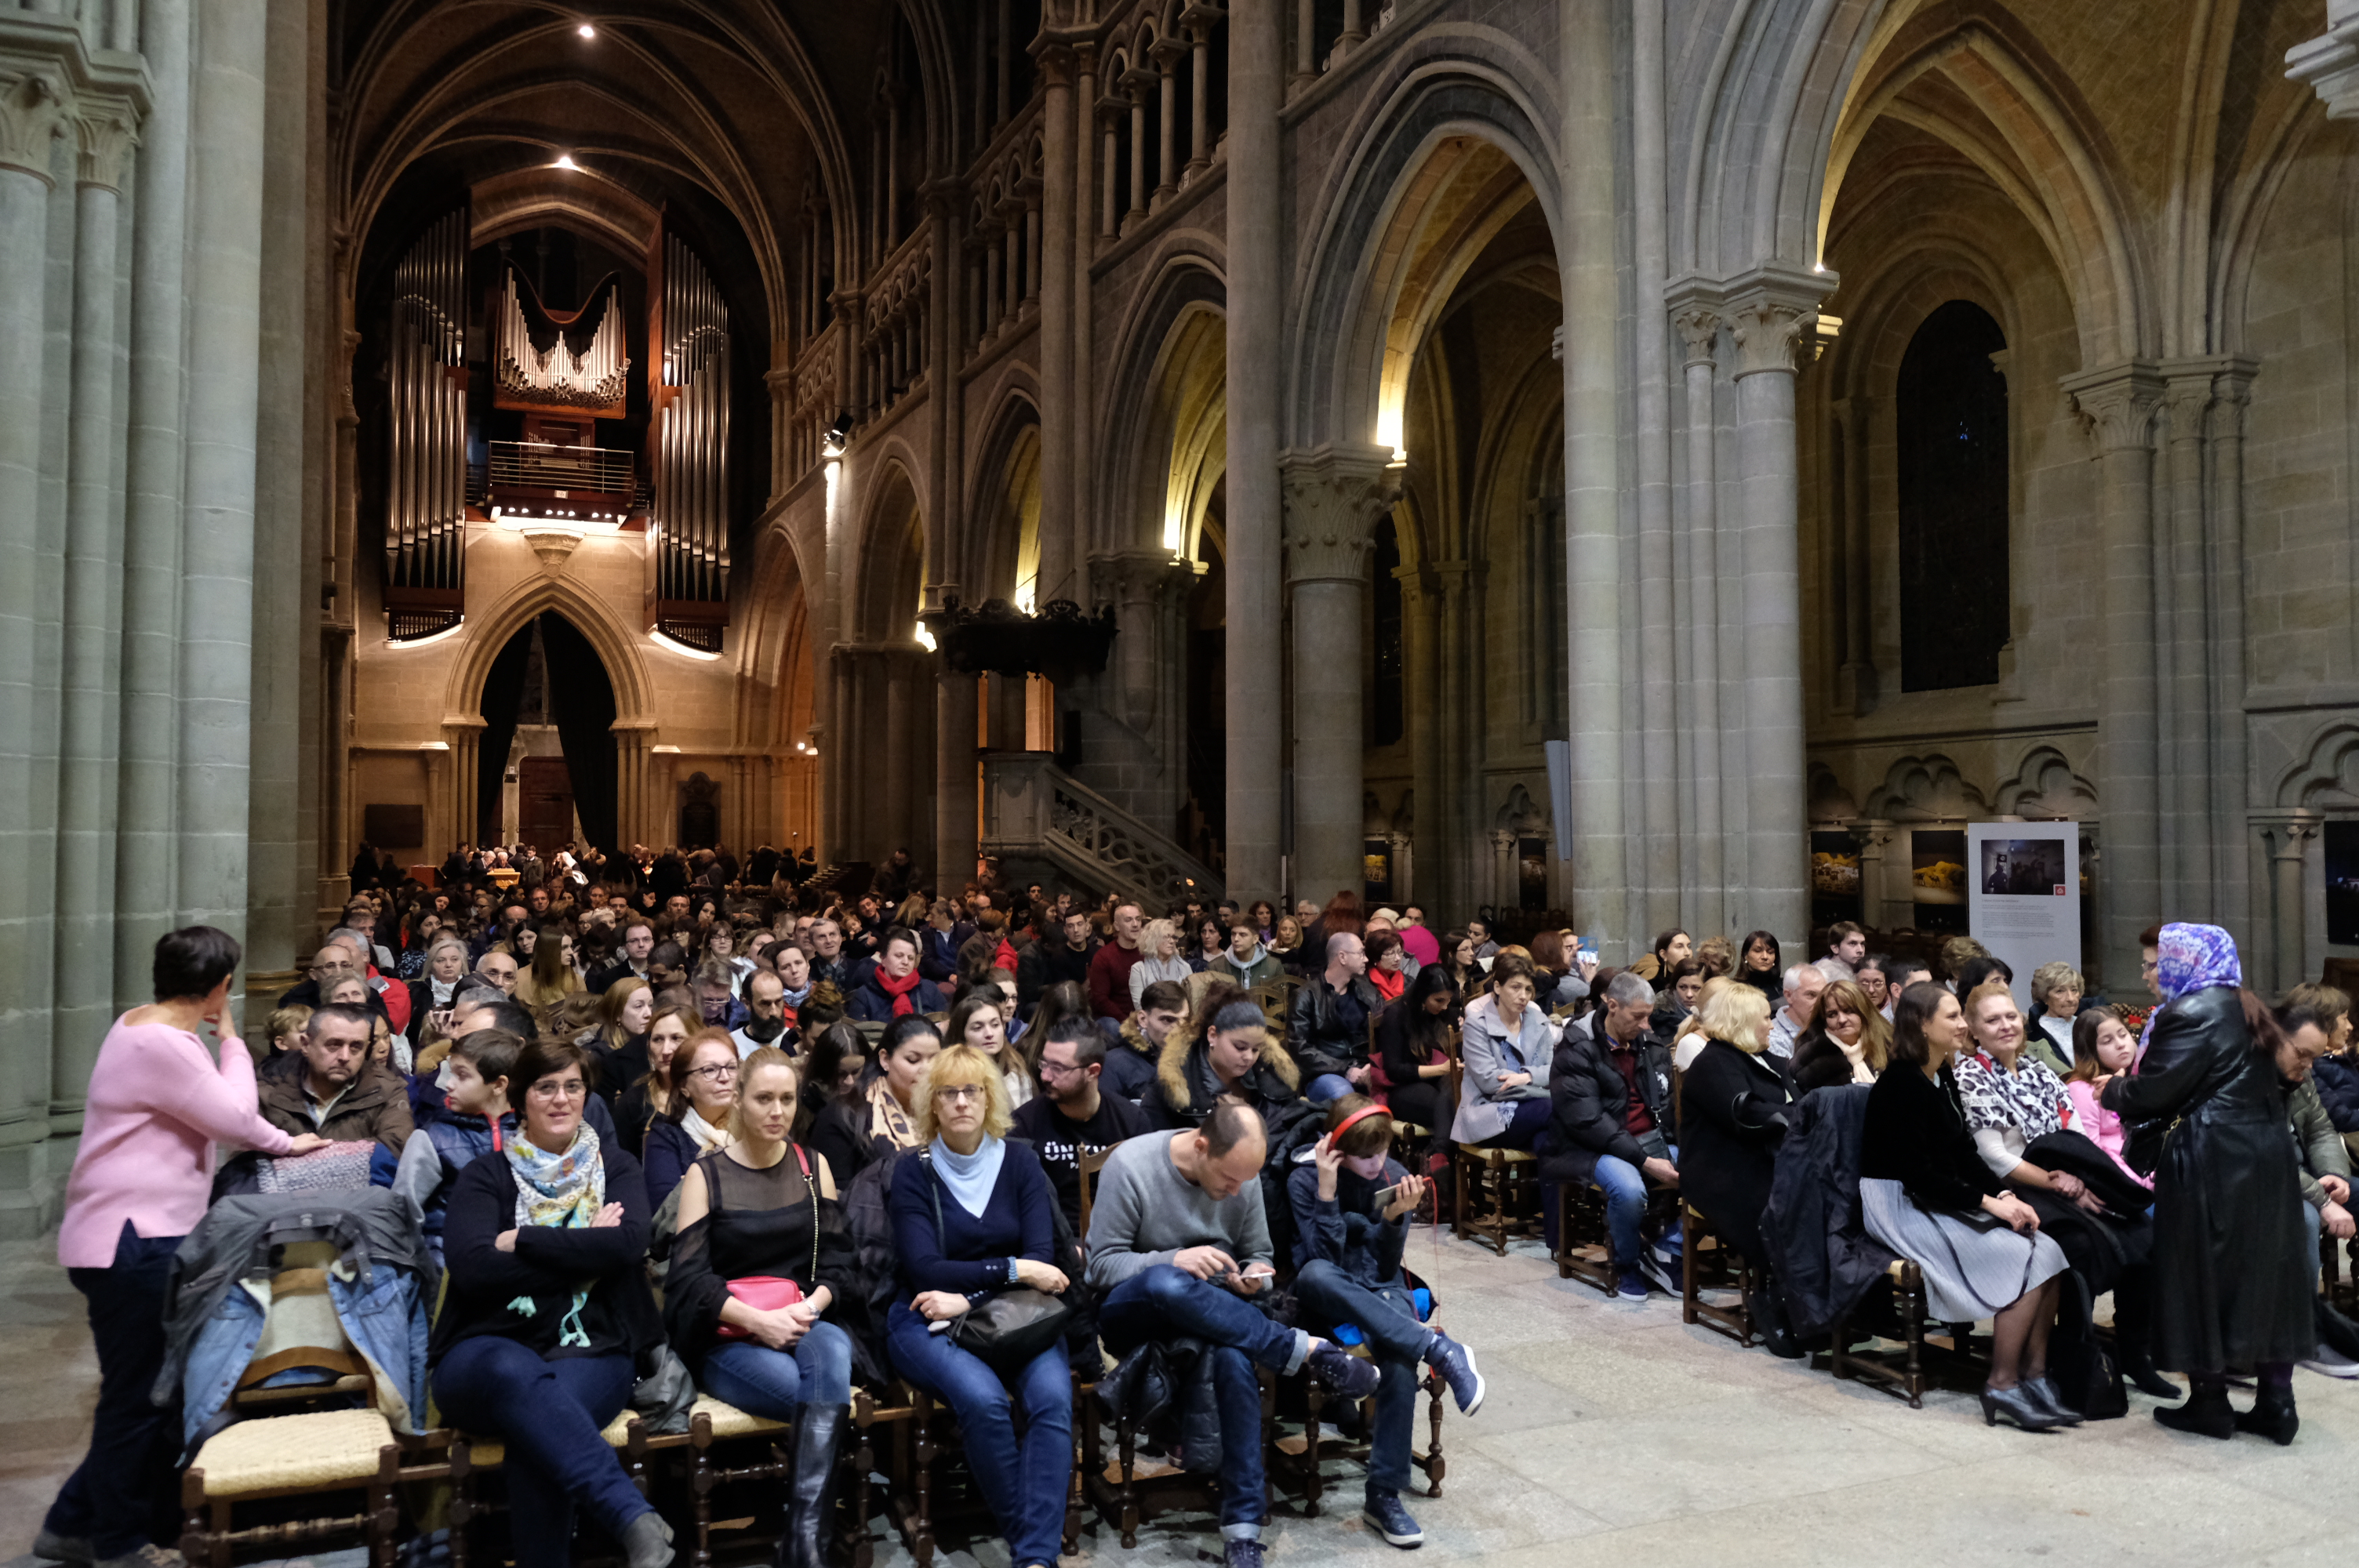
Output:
top-left (1087, 942), bottom-right (1145, 1021)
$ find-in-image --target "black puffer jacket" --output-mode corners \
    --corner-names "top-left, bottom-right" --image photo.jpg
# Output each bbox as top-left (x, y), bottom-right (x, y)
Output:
top-left (1537, 1015), bottom-right (1674, 1188)
top-left (2103, 985), bottom-right (2312, 1370)
top-left (1759, 1083), bottom-right (1896, 1341)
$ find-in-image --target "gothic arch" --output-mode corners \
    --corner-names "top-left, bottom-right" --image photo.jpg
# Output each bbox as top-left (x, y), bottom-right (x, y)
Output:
top-left (852, 459), bottom-right (926, 644)
top-left (2273, 722), bottom-right (2359, 811)
top-left (442, 575), bottom-right (655, 727)
top-left (1861, 751), bottom-right (1992, 821)
top-left (1094, 245), bottom-right (1229, 560)
top-left (1994, 744), bottom-right (2098, 818)
top-left (962, 391), bottom-right (1044, 603)
top-left (1288, 64), bottom-right (1561, 452)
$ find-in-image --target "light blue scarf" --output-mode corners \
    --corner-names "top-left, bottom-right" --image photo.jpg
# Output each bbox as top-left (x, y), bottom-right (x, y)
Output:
top-left (931, 1134), bottom-right (1006, 1219)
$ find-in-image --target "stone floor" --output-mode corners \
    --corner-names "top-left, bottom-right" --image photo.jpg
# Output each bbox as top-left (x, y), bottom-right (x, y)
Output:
top-left (1, 1229), bottom-right (2355, 1567)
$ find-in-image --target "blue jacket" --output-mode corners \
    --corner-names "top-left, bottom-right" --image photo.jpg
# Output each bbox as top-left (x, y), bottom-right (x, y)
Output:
top-left (2316, 1055), bottom-right (2359, 1134)
top-left (1285, 1153), bottom-right (1411, 1286)
top-left (847, 975), bottom-right (948, 1023)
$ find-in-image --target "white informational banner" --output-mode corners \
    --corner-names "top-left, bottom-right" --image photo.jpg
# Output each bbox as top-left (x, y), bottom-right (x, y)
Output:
top-left (1965, 824), bottom-right (2080, 1011)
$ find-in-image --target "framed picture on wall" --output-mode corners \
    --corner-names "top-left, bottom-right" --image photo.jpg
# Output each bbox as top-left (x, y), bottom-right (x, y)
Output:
top-left (1912, 828), bottom-right (1968, 934)
top-left (1811, 829), bottom-right (1863, 928)
top-left (1364, 842), bottom-right (1394, 906)
top-left (2328, 821), bottom-right (2359, 947)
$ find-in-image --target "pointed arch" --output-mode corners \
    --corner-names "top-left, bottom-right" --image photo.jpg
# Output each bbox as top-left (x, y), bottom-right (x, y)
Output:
top-left (442, 575), bottom-right (655, 728)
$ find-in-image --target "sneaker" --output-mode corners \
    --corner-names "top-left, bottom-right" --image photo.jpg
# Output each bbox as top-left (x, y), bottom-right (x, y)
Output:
top-left (1615, 1269), bottom-right (1650, 1301)
top-left (34, 1532), bottom-right (93, 1566)
top-left (1637, 1251), bottom-right (1681, 1296)
top-left (1307, 1341), bottom-right (1383, 1402)
top-left (1424, 1332), bottom-right (1486, 1417)
top-left (1362, 1489), bottom-right (1425, 1548)
top-left (1223, 1537), bottom-right (1267, 1568)
top-left (2299, 1352), bottom-right (2359, 1379)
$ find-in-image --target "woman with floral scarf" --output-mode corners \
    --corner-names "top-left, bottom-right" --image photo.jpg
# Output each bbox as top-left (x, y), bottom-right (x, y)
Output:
top-left (431, 1038), bottom-right (674, 1568)
top-left (2101, 924), bottom-right (2314, 1443)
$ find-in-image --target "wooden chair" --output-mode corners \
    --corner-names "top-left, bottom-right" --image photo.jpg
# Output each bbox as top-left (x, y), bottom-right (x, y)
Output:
top-left (2321, 1227), bottom-right (2356, 1312)
top-left (1679, 1202), bottom-right (1757, 1345)
top-left (1826, 1258), bottom-right (1932, 1407)
top-left (849, 1384), bottom-right (927, 1568)
top-left (1447, 1032), bottom-right (1543, 1255)
top-left (177, 1409), bottom-right (404, 1568)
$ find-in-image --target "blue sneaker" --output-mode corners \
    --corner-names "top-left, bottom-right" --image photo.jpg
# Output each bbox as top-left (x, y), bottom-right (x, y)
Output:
top-left (1616, 1269), bottom-right (1650, 1301)
top-left (1424, 1331), bottom-right (1486, 1416)
top-left (1363, 1488), bottom-right (1425, 1548)
top-left (1309, 1341), bottom-right (1383, 1402)
top-left (1223, 1537), bottom-right (1266, 1568)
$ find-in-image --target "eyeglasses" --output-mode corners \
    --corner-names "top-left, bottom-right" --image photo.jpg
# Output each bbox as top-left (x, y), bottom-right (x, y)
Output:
top-left (1038, 1058), bottom-right (1089, 1079)
top-left (529, 1079), bottom-right (587, 1101)
top-left (686, 1062), bottom-right (739, 1083)
top-left (933, 1083), bottom-right (985, 1103)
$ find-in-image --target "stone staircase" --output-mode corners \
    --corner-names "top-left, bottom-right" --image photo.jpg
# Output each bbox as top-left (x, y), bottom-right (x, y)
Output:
top-left (980, 753), bottom-right (1224, 913)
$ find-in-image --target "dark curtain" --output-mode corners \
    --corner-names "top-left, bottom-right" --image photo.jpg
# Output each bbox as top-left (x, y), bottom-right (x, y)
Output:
top-left (538, 612), bottom-right (620, 853)
top-left (475, 626), bottom-right (533, 844)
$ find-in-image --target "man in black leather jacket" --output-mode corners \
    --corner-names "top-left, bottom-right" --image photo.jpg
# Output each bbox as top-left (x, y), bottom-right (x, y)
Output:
top-left (1285, 933), bottom-right (1383, 1103)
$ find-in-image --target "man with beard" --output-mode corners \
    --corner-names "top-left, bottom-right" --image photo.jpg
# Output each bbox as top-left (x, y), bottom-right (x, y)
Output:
top-left (731, 968), bottom-right (792, 1058)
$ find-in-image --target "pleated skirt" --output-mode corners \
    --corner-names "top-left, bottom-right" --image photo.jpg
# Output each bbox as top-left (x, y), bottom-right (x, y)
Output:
top-left (1859, 1178), bottom-right (2069, 1323)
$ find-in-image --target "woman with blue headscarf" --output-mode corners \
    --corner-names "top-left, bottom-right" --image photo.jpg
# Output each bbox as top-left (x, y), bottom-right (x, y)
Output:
top-left (2100, 924), bottom-right (2311, 1443)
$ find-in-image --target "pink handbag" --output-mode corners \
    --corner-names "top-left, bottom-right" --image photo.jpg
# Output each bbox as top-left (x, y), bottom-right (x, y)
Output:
top-left (714, 1145), bottom-right (814, 1340)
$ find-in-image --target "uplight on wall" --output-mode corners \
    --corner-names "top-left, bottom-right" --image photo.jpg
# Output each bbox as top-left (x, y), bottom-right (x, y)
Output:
top-left (1373, 405), bottom-right (1405, 463)
top-left (914, 619), bottom-right (936, 652)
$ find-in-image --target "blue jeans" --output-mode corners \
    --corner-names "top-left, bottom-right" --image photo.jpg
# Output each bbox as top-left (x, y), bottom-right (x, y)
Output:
top-left (433, 1338), bottom-right (648, 1568)
top-left (699, 1321), bottom-right (855, 1419)
top-left (47, 1224), bottom-right (184, 1556)
top-left (1096, 1265), bottom-right (1309, 1536)
top-left (1306, 1073), bottom-right (1356, 1106)
top-left (1288, 1261), bottom-right (1430, 1495)
top-left (1594, 1142), bottom-right (1679, 1267)
top-left (886, 1308), bottom-right (1072, 1567)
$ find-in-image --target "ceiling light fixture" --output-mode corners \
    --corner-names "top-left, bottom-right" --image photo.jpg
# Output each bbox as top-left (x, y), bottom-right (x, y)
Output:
top-left (577, 22), bottom-right (596, 38)
top-left (554, 153), bottom-right (580, 171)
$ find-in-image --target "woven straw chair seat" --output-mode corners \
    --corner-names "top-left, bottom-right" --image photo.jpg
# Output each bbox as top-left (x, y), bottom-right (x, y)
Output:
top-left (190, 1409), bottom-right (393, 1498)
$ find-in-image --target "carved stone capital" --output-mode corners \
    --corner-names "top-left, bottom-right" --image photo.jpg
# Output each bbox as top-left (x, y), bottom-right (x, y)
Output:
top-left (0, 64), bottom-right (67, 185)
top-left (1281, 444), bottom-right (1403, 585)
top-left (1672, 307), bottom-right (1721, 365)
top-left (1721, 263), bottom-right (1828, 379)
top-left (2061, 363), bottom-right (2165, 456)
top-left (1095, 547), bottom-right (1191, 606)
top-left (72, 92), bottom-right (137, 191)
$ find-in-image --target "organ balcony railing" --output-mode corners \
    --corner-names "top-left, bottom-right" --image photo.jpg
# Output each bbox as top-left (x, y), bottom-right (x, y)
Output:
top-left (488, 440), bottom-right (637, 499)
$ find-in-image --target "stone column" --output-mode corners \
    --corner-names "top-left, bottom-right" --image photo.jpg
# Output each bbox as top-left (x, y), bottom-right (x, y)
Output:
top-left (1401, 562), bottom-right (1442, 917)
top-left (2207, 364), bottom-right (2257, 938)
top-left (1183, 17), bottom-right (1210, 177)
top-left (1036, 46), bottom-right (1075, 604)
top-left (1630, 0), bottom-right (1677, 940)
top-left (2269, 818), bottom-right (2317, 992)
top-left (1490, 829), bottom-right (1516, 914)
top-left (1281, 444), bottom-right (1401, 905)
top-left (883, 648), bottom-right (915, 863)
top-left (50, 94), bottom-right (140, 1092)
top-left (114, 0), bottom-right (194, 1004)
top-left (1224, 0), bottom-right (1283, 900)
top-left (2063, 364), bottom-right (2164, 985)
top-left (176, 0), bottom-right (271, 941)
top-left (1151, 38), bottom-right (1182, 203)
top-left (1387, 830), bottom-right (1412, 903)
top-left (1561, 0), bottom-right (1629, 952)
top-left (1855, 819), bottom-right (1895, 931)
top-left (0, 64), bottom-right (65, 1152)
top-left (1725, 267), bottom-right (1822, 950)
top-left (1671, 301), bottom-right (1725, 932)
top-left (936, 664), bottom-right (980, 891)
top-left (1070, 45), bottom-right (1096, 596)
top-left (2161, 367), bottom-right (2215, 910)
top-left (1828, 394), bottom-right (1874, 714)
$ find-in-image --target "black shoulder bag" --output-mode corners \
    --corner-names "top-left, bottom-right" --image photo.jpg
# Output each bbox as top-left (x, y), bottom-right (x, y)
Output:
top-left (922, 1153), bottom-right (1074, 1369)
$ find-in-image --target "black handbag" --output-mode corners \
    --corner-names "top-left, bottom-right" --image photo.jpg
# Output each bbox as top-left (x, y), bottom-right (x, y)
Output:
top-left (924, 1159), bottom-right (1074, 1369)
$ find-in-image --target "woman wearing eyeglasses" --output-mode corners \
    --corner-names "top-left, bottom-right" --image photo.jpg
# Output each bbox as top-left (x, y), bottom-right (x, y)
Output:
top-left (643, 1029), bottom-right (742, 1208)
top-left (432, 1037), bottom-right (674, 1568)
top-left (886, 1045), bottom-right (1071, 1568)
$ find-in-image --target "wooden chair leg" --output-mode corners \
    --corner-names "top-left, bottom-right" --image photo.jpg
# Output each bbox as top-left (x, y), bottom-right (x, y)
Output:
top-left (177, 1468), bottom-right (207, 1568)
top-left (685, 1413), bottom-right (716, 1568)
top-left (447, 1439), bottom-right (475, 1568)
top-left (368, 1446), bottom-right (400, 1568)
top-left (1299, 1376), bottom-right (1325, 1515)
top-left (1423, 1367), bottom-right (1446, 1498)
top-left (910, 1391), bottom-right (937, 1568)
top-left (1902, 1264), bottom-right (1927, 1409)
top-left (1114, 1405), bottom-right (1140, 1548)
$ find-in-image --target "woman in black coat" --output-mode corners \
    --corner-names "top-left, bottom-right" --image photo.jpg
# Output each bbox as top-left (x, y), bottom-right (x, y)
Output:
top-left (1677, 984), bottom-right (1791, 1265)
top-left (2100, 924), bottom-right (2312, 1443)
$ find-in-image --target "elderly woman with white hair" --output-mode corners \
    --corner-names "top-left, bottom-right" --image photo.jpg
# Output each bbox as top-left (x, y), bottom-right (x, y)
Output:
top-left (1128, 918), bottom-right (1194, 1010)
top-left (2023, 962), bottom-right (2085, 1076)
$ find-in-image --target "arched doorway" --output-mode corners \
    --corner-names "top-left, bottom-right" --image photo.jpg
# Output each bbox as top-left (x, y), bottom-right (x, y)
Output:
top-left (475, 612), bottom-right (620, 852)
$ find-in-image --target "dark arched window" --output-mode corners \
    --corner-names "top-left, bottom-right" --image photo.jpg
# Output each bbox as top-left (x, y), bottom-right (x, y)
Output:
top-left (1370, 518), bottom-right (1405, 746)
top-left (1896, 299), bottom-right (2009, 691)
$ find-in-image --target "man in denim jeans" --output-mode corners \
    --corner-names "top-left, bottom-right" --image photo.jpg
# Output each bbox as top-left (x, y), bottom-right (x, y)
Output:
top-left (1539, 971), bottom-right (1681, 1299)
top-left (1085, 1104), bottom-right (1380, 1568)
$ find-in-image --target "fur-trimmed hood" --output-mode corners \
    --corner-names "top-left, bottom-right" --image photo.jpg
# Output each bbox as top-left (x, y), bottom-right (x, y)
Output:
top-left (1156, 1023), bottom-right (1300, 1118)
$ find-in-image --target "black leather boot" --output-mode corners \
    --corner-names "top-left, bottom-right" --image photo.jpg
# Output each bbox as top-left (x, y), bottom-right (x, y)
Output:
top-left (2235, 1386), bottom-right (2299, 1446)
top-left (2154, 1381), bottom-right (2235, 1439)
top-left (778, 1404), bottom-right (847, 1568)
top-left (2117, 1346), bottom-right (2181, 1401)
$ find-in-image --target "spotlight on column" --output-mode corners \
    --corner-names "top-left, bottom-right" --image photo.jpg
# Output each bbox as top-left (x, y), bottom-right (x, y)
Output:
top-left (821, 416), bottom-right (852, 457)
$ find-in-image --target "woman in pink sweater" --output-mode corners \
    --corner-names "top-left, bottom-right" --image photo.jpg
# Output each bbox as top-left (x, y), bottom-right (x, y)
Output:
top-left (41, 927), bottom-right (324, 1568)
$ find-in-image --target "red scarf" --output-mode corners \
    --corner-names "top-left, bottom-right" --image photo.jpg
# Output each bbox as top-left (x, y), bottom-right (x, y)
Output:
top-left (1369, 967), bottom-right (1405, 1003)
top-left (875, 965), bottom-right (925, 1017)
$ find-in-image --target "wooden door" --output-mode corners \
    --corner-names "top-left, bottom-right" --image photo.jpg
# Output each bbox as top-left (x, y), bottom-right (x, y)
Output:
top-left (518, 756), bottom-right (574, 850)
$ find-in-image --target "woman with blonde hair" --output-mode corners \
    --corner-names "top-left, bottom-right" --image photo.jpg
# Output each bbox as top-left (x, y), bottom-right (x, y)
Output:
top-left (1128, 918), bottom-right (1194, 1009)
top-left (1669, 977), bottom-right (1734, 1072)
top-left (885, 1044), bottom-right (1071, 1568)
top-left (1677, 982), bottom-right (1795, 1345)
top-left (666, 1046), bottom-right (856, 1568)
top-left (1787, 979), bottom-right (1892, 1093)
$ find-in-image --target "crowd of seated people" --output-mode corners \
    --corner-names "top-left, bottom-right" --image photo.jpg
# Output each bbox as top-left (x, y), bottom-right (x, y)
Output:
top-left (35, 857), bottom-right (2359, 1568)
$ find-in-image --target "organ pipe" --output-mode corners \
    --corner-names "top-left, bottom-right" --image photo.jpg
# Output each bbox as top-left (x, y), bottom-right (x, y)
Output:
top-left (496, 271), bottom-right (631, 413)
top-left (652, 232), bottom-right (730, 615)
top-left (384, 211), bottom-right (469, 633)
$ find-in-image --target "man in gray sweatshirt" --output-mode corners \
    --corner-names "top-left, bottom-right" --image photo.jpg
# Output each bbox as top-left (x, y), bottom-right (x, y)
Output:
top-left (1085, 1103), bottom-right (1379, 1568)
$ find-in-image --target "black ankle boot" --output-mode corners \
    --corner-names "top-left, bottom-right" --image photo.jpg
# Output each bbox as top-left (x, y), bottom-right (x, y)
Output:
top-left (2154, 1381), bottom-right (2235, 1439)
top-left (2235, 1387), bottom-right (2299, 1446)
top-left (2118, 1347), bottom-right (2180, 1401)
